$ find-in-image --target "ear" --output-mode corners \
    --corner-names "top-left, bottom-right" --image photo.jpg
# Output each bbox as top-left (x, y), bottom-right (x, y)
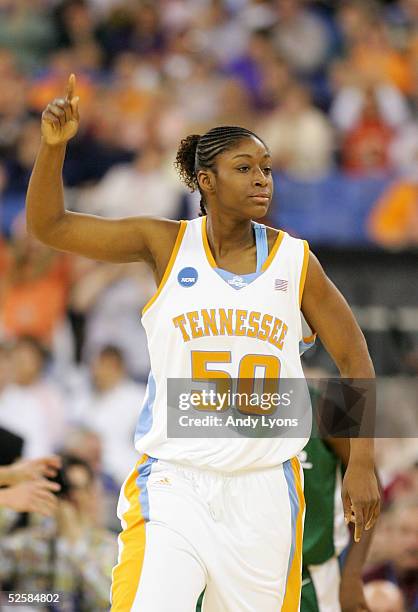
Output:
top-left (197, 170), bottom-right (215, 196)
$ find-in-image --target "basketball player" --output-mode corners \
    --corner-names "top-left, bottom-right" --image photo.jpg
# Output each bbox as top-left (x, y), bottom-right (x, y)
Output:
top-left (26, 74), bottom-right (380, 611)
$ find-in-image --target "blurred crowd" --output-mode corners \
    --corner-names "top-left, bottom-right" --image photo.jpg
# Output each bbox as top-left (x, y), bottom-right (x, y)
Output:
top-left (0, 0), bottom-right (417, 245)
top-left (0, 0), bottom-right (416, 611)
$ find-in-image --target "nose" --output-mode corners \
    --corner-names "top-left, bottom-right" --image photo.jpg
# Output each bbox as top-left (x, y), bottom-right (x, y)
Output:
top-left (253, 167), bottom-right (268, 187)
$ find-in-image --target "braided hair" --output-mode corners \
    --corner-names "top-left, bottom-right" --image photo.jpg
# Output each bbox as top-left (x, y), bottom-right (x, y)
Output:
top-left (174, 126), bottom-right (266, 216)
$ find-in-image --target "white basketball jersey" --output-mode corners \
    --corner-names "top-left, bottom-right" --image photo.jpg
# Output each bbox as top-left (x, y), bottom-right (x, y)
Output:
top-left (135, 216), bottom-right (310, 472)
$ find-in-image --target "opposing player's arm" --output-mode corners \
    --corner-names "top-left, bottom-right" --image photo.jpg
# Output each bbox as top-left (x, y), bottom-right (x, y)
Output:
top-left (26, 74), bottom-right (179, 270)
top-left (301, 252), bottom-right (380, 542)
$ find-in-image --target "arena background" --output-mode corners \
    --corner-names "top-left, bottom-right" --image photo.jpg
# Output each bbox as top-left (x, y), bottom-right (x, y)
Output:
top-left (0, 0), bottom-right (416, 610)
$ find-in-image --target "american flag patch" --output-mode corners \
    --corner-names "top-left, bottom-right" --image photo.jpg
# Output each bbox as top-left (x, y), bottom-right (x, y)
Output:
top-left (274, 279), bottom-right (288, 291)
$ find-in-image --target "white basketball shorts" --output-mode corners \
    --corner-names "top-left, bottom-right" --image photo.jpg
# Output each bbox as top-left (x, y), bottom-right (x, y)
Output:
top-left (111, 454), bottom-right (305, 611)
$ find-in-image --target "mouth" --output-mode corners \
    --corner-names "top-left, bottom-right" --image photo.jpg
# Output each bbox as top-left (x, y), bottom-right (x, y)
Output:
top-left (249, 194), bottom-right (271, 202)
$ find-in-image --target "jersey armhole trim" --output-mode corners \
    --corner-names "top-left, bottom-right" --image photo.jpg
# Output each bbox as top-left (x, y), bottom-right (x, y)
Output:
top-left (299, 240), bottom-right (309, 307)
top-left (142, 220), bottom-right (187, 316)
top-left (302, 332), bottom-right (317, 344)
top-left (260, 230), bottom-right (285, 271)
top-left (201, 216), bottom-right (217, 268)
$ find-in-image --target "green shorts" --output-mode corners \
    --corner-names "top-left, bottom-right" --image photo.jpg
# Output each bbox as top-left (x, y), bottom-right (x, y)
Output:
top-left (301, 566), bottom-right (320, 612)
top-left (301, 557), bottom-right (342, 612)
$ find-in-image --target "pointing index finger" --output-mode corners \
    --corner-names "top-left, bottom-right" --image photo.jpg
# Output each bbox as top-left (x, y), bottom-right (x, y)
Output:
top-left (353, 504), bottom-right (365, 543)
top-left (66, 73), bottom-right (76, 101)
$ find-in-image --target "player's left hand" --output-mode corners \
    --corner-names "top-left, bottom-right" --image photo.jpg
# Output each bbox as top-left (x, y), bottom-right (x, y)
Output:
top-left (341, 462), bottom-right (380, 543)
top-left (340, 575), bottom-right (371, 611)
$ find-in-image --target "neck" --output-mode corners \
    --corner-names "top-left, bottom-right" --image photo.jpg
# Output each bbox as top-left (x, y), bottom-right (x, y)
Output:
top-left (205, 212), bottom-right (254, 259)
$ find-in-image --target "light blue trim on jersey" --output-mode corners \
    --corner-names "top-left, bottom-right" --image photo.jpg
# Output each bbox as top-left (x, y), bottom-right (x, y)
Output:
top-left (214, 222), bottom-right (268, 290)
top-left (254, 222), bottom-right (268, 273)
top-left (135, 371), bottom-right (156, 441)
top-left (136, 456), bottom-right (158, 522)
top-left (299, 338), bottom-right (316, 355)
top-left (283, 459), bottom-right (299, 583)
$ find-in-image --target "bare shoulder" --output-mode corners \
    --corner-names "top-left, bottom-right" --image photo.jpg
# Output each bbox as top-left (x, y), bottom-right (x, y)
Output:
top-left (146, 218), bottom-right (186, 284)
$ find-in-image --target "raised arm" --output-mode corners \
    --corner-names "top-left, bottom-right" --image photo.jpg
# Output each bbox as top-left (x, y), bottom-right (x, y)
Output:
top-left (26, 74), bottom-right (179, 272)
top-left (301, 252), bottom-right (380, 542)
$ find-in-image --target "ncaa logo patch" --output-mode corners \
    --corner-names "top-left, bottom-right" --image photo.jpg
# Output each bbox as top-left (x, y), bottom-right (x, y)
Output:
top-left (178, 267), bottom-right (198, 287)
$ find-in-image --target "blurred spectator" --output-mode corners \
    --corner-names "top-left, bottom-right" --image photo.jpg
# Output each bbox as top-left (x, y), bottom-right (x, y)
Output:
top-left (173, 56), bottom-right (225, 125)
top-left (99, 1), bottom-right (166, 62)
top-left (0, 226), bottom-right (72, 346)
top-left (364, 497), bottom-right (418, 611)
top-left (224, 29), bottom-right (279, 110)
top-left (272, 0), bottom-right (332, 76)
top-left (364, 580), bottom-right (406, 612)
top-left (257, 83), bottom-right (334, 179)
top-left (78, 143), bottom-right (183, 218)
top-left (214, 79), bottom-right (254, 129)
top-left (2, 119), bottom-right (40, 197)
top-left (0, 337), bottom-right (67, 457)
top-left (0, 49), bottom-right (29, 156)
top-left (390, 122), bottom-right (418, 181)
top-left (60, 427), bottom-right (103, 476)
top-left (53, 0), bottom-right (102, 60)
top-left (367, 181), bottom-right (418, 248)
top-left (71, 346), bottom-right (145, 485)
top-left (0, 354), bottom-right (49, 458)
top-left (1, 119), bottom-right (43, 234)
top-left (0, 0), bottom-right (57, 73)
top-left (60, 426), bottom-right (120, 531)
top-left (340, 87), bottom-right (394, 176)
top-left (337, 4), bottom-right (413, 94)
top-left (11, 337), bottom-right (67, 449)
top-left (70, 259), bottom-right (152, 381)
top-left (0, 456), bottom-right (117, 611)
top-left (27, 49), bottom-right (97, 116)
top-left (190, 0), bottom-right (250, 66)
top-left (331, 83), bottom-right (410, 134)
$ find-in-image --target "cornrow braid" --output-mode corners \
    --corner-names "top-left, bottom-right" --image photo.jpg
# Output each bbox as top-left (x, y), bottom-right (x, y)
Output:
top-left (174, 126), bottom-right (266, 216)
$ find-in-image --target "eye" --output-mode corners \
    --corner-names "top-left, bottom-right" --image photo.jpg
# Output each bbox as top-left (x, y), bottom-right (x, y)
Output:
top-left (237, 166), bottom-right (250, 172)
top-left (263, 167), bottom-right (272, 175)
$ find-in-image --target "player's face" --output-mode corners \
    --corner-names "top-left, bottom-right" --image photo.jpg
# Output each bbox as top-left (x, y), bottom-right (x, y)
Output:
top-left (213, 136), bottom-right (273, 220)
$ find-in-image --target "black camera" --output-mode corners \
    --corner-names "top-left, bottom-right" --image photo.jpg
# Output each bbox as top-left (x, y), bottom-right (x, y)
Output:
top-left (49, 463), bottom-right (72, 498)
top-left (48, 455), bottom-right (91, 498)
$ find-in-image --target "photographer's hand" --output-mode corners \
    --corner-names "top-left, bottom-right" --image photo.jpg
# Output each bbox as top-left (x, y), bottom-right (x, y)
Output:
top-left (0, 479), bottom-right (60, 515)
top-left (0, 455), bottom-right (62, 486)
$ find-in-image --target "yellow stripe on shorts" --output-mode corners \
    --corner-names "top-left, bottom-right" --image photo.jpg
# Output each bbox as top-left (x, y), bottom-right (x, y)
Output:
top-left (281, 456), bottom-right (306, 612)
top-left (111, 454), bottom-right (149, 611)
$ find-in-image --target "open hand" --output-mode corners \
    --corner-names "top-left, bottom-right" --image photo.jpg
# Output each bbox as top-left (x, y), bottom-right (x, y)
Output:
top-left (41, 73), bottom-right (79, 146)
